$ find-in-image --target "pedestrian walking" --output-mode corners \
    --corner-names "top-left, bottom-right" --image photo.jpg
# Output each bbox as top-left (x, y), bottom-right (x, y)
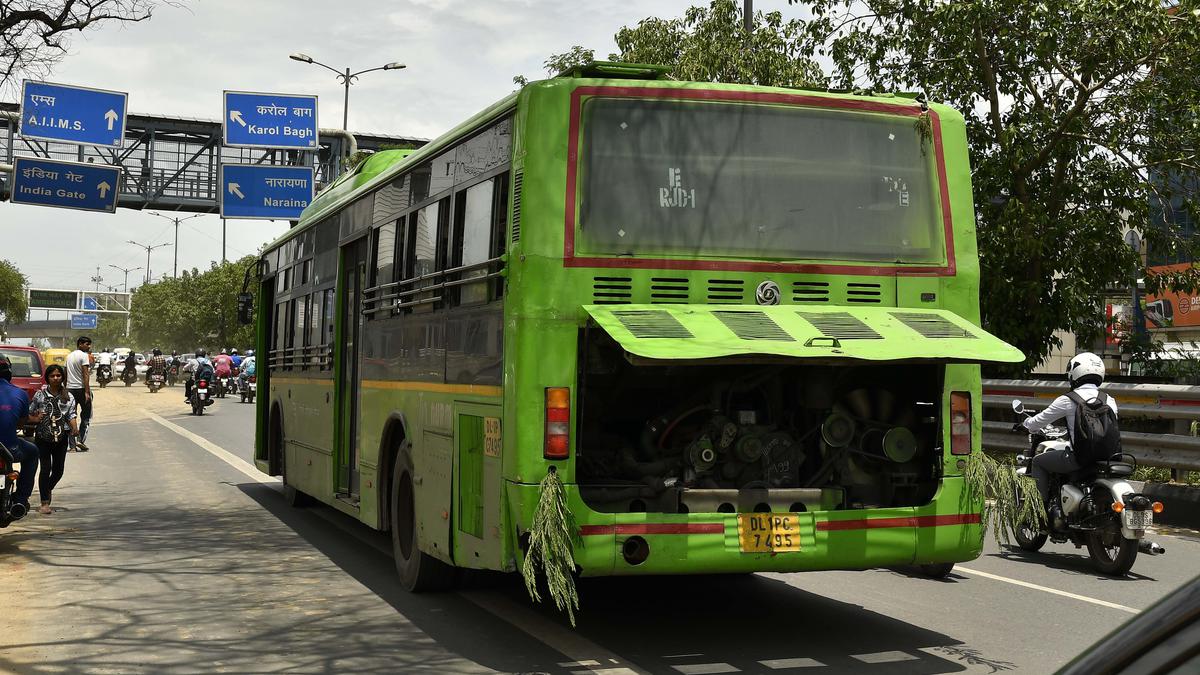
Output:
top-left (65, 336), bottom-right (93, 452)
top-left (27, 365), bottom-right (77, 514)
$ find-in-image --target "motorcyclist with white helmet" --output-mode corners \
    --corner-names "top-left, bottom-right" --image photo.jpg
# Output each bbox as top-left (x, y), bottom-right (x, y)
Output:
top-left (1020, 352), bottom-right (1120, 509)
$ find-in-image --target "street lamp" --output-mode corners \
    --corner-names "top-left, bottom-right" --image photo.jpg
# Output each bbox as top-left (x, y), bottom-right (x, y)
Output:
top-left (289, 52), bottom-right (406, 130)
top-left (147, 211), bottom-right (205, 277)
top-left (108, 264), bottom-right (142, 292)
top-left (127, 240), bottom-right (171, 284)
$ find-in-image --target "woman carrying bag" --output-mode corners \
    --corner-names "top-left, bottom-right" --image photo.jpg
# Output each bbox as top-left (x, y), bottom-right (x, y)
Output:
top-left (27, 364), bottom-right (78, 515)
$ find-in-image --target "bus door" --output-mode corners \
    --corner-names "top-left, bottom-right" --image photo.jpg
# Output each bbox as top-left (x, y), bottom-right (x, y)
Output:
top-left (337, 238), bottom-right (369, 500)
top-left (453, 402), bottom-right (503, 569)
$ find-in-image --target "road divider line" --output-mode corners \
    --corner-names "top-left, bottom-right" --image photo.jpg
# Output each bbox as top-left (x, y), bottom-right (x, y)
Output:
top-left (146, 411), bottom-right (279, 486)
top-left (955, 566), bottom-right (1139, 614)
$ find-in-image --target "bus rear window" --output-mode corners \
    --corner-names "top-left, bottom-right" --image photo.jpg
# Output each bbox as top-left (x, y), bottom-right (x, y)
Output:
top-left (578, 97), bottom-right (944, 264)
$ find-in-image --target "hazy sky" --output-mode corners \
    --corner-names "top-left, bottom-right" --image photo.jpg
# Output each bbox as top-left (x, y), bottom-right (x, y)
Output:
top-left (2, 0), bottom-right (707, 294)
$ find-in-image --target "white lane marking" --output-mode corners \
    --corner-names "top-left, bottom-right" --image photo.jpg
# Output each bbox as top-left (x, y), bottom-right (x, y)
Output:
top-left (759, 657), bottom-right (825, 669)
top-left (148, 410), bottom-right (647, 674)
top-left (671, 665), bottom-right (740, 674)
top-left (461, 589), bottom-right (650, 675)
top-left (571, 669), bottom-right (642, 675)
top-left (852, 651), bottom-right (918, 664)
top-left (664, 654), bottom-right (706, 659)
top-left (955, 566), bottom-right (1140, 614)
top-left (561, 661), bottom-right (602, 668)
top-left (145, 411), bottom-right (279, 485)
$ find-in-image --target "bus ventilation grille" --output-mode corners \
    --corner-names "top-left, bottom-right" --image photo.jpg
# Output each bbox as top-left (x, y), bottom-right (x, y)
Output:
top-left (793, 281), bottom-right (830, 303)
top-left (797, 312), bottom-right (883, 339)
top-left (510, 171), bottom-right (523, 243)
top-left (846, 282), bottom-right (883, 303)
top-left (613, 310), bottom-right (694, 338)
top-left (707, 279), bottom-right (745, 303)
top-left (713, 310), bottom-right (794, 341)
top-left (650, 277), bottom-right (689, 303)
top-left (892, 312), bottom-right (977, 339)
top-left (593, 276), bottom-right (633, 304)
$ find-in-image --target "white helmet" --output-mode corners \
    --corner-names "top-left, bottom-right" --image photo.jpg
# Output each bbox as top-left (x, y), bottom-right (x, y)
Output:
top-left (1067, 352), bottom-right (1105, 387)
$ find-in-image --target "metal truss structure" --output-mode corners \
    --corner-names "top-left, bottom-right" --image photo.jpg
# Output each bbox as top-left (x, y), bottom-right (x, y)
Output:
top-left (0, 102), bottom-right (426, 213)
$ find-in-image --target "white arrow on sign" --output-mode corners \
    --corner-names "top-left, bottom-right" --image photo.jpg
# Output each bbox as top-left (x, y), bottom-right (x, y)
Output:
top-left (229, 110), bottom-right (248, 127)
top-left (97, 181), bottom-right (111, 198)
top-left (105, 109), bottom-right (118, 131)
top-left (228, 183), bottom-right (245, 199)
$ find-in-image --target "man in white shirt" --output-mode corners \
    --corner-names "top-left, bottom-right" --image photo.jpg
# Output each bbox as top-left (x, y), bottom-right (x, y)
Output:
top-left (97, 349), bottom-right (113, 367)
top-left (65, 336), bottom-right (93, 452)
top-left (1021, 352), bottom-right (1119, 505)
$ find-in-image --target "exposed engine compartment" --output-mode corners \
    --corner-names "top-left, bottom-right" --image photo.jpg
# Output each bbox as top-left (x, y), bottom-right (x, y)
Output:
top-left (577, 329), bottom-right (944, 514)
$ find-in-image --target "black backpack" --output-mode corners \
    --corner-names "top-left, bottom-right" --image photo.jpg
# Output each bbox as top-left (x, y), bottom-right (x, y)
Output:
top-left (1065, 391), bottom-right (1121, 464)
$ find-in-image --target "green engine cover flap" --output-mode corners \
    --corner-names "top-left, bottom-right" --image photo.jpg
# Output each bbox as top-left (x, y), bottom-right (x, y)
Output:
top-left (583, 304), bottom-right (1024, 364)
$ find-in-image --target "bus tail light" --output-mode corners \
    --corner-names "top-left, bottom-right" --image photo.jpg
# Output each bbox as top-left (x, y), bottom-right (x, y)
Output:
top-left (545, 387), bottom-right (571, 460)
top-left (950, 391), bottom-right (971, 455)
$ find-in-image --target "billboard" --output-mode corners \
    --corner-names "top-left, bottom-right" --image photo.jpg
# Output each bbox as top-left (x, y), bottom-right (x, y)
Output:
top-left (1143, 263), bottom-right (1200, 329)
top-left (28, 289), bottom-right (78, 310)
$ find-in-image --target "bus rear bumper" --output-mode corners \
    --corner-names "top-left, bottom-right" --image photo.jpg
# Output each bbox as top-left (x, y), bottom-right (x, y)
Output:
top-left (507, 477), bottom-right (983, 576)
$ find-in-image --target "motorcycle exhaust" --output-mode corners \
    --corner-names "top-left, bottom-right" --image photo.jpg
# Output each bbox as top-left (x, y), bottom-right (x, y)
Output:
top-left (1138, 540), bottom-right (1166, 556)
top-left (8, 501), bottom-right (27, 520)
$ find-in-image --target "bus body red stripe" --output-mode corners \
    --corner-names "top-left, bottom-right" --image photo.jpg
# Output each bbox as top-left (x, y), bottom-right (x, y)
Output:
top-left (577, 514), bottom-right (980, 536)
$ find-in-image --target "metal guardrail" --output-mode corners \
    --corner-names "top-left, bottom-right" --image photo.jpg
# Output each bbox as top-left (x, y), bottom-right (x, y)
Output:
top-left (981, 379), bottom-right (1200, 472)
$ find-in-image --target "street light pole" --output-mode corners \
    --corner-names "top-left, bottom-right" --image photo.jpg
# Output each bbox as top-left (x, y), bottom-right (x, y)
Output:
top-left (147, 211), bottom-right (205, 277)
top-left (127, 240), bottom-right (171, 284)
top-left (288, 53), bottom-right (406, 131)
top-left (108, 264), bottom-right (142, 292)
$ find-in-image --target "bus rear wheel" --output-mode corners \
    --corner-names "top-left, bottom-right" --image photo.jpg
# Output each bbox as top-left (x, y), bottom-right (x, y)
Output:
top-left (391, 449), bottom-right (455, 592)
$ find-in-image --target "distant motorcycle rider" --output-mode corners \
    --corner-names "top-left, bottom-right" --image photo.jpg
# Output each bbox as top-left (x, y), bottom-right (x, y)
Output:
top-left (230, 348), bottom-right (243, 370)
top-left (238, 350), bottom-right (256, 389)
top-left (1020, 352), bottom-right (1120, 510)
top-left (183, 349), bottom-right (215, 403)
top-left (145, 348), bottom-right (167, 382)
top-left (213, 349), bottom-right (233, 379)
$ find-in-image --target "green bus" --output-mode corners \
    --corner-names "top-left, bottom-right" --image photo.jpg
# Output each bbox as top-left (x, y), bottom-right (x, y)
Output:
top-left (253, 62), bottom-right (1023, 592)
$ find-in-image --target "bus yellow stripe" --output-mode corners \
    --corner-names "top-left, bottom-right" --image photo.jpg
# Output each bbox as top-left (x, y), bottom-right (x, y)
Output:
top-left (271, 375), bottom-right (501, 397)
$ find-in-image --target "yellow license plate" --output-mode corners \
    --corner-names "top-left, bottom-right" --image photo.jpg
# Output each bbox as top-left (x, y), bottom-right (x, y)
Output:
top-left (737, 513), bottom-right (801, 553)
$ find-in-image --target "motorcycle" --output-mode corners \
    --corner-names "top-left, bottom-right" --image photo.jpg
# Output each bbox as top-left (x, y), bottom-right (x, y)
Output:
top-left (146, 371), bottom-right (166, 394)
top-left (215, 375), bottom-right (228, 399)
top-left (96, 363), bottom-right (113, 388)
top-left (1010, 400), bottom-right (1166, 575)
top-left (189, 378), bottom-right (214, 416)
top-left (121, 365), bottom-right (139, 387)
top-left (167, 363), bottom-right (179, 387)
top-left (240, 374), bottom-right (256, 404)
top-left (227, 368), bottom-right (240, 396)
top-left (0, 442), bottom-right (28, 525)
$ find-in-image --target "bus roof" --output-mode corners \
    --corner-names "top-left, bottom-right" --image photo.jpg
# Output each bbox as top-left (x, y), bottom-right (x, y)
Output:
top-left (265, 62), bottom-right (954, 254)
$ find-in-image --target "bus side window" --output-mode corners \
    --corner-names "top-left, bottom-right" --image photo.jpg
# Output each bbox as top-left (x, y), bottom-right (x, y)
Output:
top-left (286, 299), bottom-right (297, 371)
top-left (369, 221), bottom-right (396, 319)
top-left (411, 200), bottom-right (442, 313)
top-left (322, 288), bottom-right (335, 369)
top-left (308, 291), bottom-right (321, 365)
top-left (452, 178), bottom-right (496, 306)
top-left (490, 172), bottom-right (510, 300)
top-left (273, 301), bottom-right (287, 370)
top-left (296, 294), bottom-right (309, 370)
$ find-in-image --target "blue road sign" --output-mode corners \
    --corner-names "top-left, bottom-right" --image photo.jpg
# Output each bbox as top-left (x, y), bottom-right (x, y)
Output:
top-left (220, 164), bottom-right (314, 220)
top-left (19, 80), bottom-right (128, 147)
top-left (70, 314), bottom-right (98, 330)
top-left (82, 296), bottom-right (99, 310)
top-left (223, 91), bottom-right (319, 149)
top-left (11, 157), bottom-right (122, 214)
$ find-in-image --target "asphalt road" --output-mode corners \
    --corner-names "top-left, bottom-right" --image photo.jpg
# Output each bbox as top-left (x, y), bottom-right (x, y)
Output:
top-left (1, 384), bottom-right (1197, 674)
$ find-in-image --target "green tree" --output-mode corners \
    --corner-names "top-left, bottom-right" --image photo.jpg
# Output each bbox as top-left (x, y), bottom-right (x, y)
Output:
top-left (129, 256), bottom-right (257, 352)
top-left (0, 259), bottom-right (28, 329)
top-left (795, 0), bottom-right (1200, 371)
top-left (517, 0), bottom-right (824, 88)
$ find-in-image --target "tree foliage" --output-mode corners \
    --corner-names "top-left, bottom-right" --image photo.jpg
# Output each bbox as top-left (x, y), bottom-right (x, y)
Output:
top-left (129, 256), bottom-right (256, 353)
top-left (0, 259), bottom-right (28, 328)
top-left (519, 0), bottom-right (823, 88)
top-left (0, 1), bottom-right (170, 92)
top-left (795, 0), bottom-right (1200, 371)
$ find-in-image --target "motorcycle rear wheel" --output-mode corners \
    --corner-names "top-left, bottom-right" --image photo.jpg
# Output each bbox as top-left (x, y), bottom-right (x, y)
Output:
top-left (1013, 521), bottom-right (1048, 552)
top-left (1087, 529), bottom-right (1138, 576)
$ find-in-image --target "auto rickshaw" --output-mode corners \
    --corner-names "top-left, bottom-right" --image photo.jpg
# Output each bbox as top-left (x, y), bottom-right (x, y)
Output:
top-left (42, 347), bottom-right (71, 368)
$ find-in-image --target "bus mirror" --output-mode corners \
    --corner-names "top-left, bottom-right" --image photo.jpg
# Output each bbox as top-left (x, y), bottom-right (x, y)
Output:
top-left (237, 293), bottom-right (254, 325)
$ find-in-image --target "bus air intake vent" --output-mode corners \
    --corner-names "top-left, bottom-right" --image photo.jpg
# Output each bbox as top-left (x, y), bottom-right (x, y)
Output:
top-left (510, 171), bottom-right (523, 243)
top-left (713, 310), bottom-right (793, 341)
top-left (845, 282), bottom-right (882, 303)
top-left (650, 277), bottom-right (689, 303)
top-left (797, 312), bottom-right (883, 339)
top-left (793, 281), bottom-right (829, 303)
top-left (892, 312), bottom-right (977, 339)
top-left (707, 279), bottom-right (745, 304)
top-left (593, 276), bottom-right (632, 304)
top-left (612, 310), bottom-right (694, 338)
